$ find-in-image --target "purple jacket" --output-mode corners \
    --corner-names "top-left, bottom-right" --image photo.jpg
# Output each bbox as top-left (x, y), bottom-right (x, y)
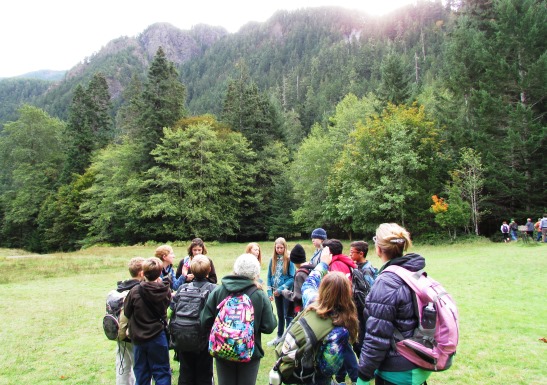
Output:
top-left (358, 253), bottom-right (425, 381)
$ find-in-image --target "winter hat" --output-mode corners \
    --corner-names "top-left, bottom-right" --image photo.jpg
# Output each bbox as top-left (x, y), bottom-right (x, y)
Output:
top-left (233, 253), bottom-right (260, 280)
top-left (311, 228), bottom-right (327, 240)
top-left (290, 244), bottom-right (306, 264)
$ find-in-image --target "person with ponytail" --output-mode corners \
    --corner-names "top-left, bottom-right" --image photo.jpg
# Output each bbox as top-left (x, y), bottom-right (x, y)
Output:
top-left (357, 223), bottom-right (431, 385)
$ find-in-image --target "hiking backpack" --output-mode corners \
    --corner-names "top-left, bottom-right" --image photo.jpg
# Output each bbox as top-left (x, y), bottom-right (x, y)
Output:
top-left (169, 282), bottom-right (215, 352)
top-left (502, 224), bottom-right (509, 233)
top-left (208, 286), bottom-right (257, 362)
top-left (273, 309), bottom-right (334, 384)
top-left (102, 289), bottom-right (127, 340)
top-left (384, 265), bottom-right (459, 371)
top-left (350, 267), bottom-right (371, 318)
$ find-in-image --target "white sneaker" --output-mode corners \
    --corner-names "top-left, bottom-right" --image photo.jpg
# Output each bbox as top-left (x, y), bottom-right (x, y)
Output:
top-left (267, 337), bottom-right (280, 347)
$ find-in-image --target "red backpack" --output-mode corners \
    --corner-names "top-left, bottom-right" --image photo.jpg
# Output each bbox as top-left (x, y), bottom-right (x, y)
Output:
top-left (384, 265), bottom-right (459, 371)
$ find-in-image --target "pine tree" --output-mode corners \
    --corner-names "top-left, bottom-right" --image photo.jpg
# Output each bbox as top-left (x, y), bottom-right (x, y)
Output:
top-left (61, 73), bottom-right (113, 182)
top-left (137, 47), bottom-right (187, 168)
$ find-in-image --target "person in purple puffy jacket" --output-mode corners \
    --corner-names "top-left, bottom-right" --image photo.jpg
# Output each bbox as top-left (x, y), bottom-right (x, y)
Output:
top-left (357, 223), bottom-right (431, 385)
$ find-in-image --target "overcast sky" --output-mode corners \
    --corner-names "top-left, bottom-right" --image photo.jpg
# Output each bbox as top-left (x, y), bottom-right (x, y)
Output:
top-left (1, 0), bottom-right (417, 78)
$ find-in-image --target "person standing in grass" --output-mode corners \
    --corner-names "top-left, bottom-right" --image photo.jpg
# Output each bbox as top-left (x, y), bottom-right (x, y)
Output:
top-left (281, 243), bottom-right (310, 315)
top-left (200, 253), bottom-right (277, 385)
top-left (171, 255), bottom-right (216, 385)
top-left (525, 218), bottom-right (534, 240)
top-left (245, 242), bottom-right (263, 265)
top-left (299, 247), bottom-right (359, 385)
top-left (309, 228), bottom-right (328, 265)
top-left (114, 257), bottom-right (145, 385)
top-left (357, 223), bottom-right (431, 385)
top-left (266, 237), bottom-right (295, 346)
top-left (156, 245), bottom-right (186, 291)
top-left (349, 240), bottom-right (377, 355)
top-left (176, 238), bottom-right (218, 284)
top-left (541, 214), bottom-right (547, 242)
top-left (124, 257), bottom-right (172, 385)
top-left (534, 218), bottom-right (542, 241)
top-left (509, 219), bottom-right (518, 241)
top-left (500, 221), bottom-right (510, 243)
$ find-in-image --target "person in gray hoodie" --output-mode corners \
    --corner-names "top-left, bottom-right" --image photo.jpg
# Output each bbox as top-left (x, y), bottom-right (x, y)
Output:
top-left (201, 253), bottom-right (277, 385)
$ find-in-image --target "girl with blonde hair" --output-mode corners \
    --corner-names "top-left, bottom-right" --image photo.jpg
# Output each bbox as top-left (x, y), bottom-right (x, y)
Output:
top-left (245, 242), bottom-right (262, 265)
top-left (357, 223), bottom-right (431, 385)
top-left (266, 237), bottom-right (295, 346)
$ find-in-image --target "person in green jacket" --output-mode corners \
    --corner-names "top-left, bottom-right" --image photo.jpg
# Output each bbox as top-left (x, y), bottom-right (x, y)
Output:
top-left (201, 253), bottom-right (277, 385)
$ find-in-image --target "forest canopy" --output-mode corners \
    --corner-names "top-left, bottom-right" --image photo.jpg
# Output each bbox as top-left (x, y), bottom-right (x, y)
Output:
top-left (0, 0), bottom-right (545, 252)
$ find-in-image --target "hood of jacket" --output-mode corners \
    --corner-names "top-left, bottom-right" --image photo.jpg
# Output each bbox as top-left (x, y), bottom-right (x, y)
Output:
top-left (117, 278), bottom-right (141, 292)
top-left (139, 280), bottom-right (171, 301)
top-left (331, 253), bottom-right (356, 268)
top-left (221, 275), bottom-right (257, 293)
top-left (379, 252), bottom-right (425, 273)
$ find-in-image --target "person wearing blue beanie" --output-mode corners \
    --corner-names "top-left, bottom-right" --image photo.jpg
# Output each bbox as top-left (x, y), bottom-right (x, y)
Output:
top-left (310, 228), bottom-right (327, 265)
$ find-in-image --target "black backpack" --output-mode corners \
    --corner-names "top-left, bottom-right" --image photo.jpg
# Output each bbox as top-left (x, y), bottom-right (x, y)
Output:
top-left (169, 281), bottom-right (215, 352)
top-left (350, 267), bottom-right (371, 317)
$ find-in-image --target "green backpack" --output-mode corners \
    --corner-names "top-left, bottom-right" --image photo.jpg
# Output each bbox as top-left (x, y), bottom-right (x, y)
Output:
top-left (273, 309), bottom-right (334, 384)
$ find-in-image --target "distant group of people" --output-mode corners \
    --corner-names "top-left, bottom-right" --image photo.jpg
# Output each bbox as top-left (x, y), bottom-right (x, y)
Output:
top-left (501, 214), bottom-right (547, 242)
top-left (110, 222), bottom-right (436, 385)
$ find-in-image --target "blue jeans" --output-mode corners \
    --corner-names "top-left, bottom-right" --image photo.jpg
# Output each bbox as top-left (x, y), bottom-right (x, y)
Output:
top-left (133, 332), bottom-right (171, 385)
top-left (510, 230), bottom-right (518, 241)
top-left (274, 295), bottom-right (293, 337)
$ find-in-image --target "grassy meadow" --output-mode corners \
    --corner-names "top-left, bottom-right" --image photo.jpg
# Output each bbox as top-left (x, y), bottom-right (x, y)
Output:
top-left (0, 239), bottom-right (546, 385)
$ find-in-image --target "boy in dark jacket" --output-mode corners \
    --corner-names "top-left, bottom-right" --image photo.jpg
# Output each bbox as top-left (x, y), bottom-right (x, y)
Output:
top-left (124, 257), bottom-right (172, 385)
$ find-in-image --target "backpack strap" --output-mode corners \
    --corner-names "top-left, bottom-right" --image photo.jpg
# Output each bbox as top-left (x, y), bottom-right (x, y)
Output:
top-left (244, 285), bottom-right (258, 298)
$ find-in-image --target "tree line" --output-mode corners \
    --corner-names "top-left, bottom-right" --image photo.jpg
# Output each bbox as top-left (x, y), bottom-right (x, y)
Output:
top-left (0, 0), bottom-right (545, 252)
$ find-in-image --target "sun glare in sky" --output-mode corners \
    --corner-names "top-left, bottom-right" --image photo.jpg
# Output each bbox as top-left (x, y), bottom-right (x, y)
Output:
top-left (1, 0), bottom-right (416, 77)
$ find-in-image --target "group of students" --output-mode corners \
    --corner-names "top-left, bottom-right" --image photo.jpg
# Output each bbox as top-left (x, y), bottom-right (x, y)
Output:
top-left (500, 215), bottom-right (547, 242)
top-left (112, 222), bottom-right (434, 385)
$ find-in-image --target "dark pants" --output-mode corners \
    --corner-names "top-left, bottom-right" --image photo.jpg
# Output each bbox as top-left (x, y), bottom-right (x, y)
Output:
top-left (177, 348), bottom-right (213, 385)
top-left (215, 358), bottom-right (260, 385)
top-left (133, 332), bottom-right (171, 385)
top-left (274, 295), bottom-right (293, 337)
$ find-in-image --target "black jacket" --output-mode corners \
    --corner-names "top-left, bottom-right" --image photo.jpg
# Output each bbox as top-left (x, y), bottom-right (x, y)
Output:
top-left (358, 253), bottom-right (425, 381)
top-left (124, 281), bottom-right (171, 344)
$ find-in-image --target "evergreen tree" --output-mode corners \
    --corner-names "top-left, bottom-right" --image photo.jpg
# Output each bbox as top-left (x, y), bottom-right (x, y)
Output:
top-left (379, 52), bottom-right (412, 105)
top-left (221, 63), bottom-right (283, 151)
top-left (137, 47), bottom-right (187, 168)
top-left (61, 73), bottom-right (113, 182)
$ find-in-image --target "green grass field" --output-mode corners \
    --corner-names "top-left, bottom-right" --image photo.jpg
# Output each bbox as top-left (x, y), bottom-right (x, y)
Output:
top-left (0, 239), bottom-right (546, 385)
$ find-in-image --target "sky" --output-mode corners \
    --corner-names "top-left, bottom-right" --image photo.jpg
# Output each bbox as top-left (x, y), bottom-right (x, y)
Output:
top-left (1, 0), bottom-right (417, 78)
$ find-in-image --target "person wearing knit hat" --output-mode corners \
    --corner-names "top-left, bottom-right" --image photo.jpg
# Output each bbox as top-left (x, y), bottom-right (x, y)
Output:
top-left (310, 227), bottom-right (327, 265)
top-left (282, 243), bottom-right (312, 315)
top-left (289, 243), bottom-right (306, 265)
